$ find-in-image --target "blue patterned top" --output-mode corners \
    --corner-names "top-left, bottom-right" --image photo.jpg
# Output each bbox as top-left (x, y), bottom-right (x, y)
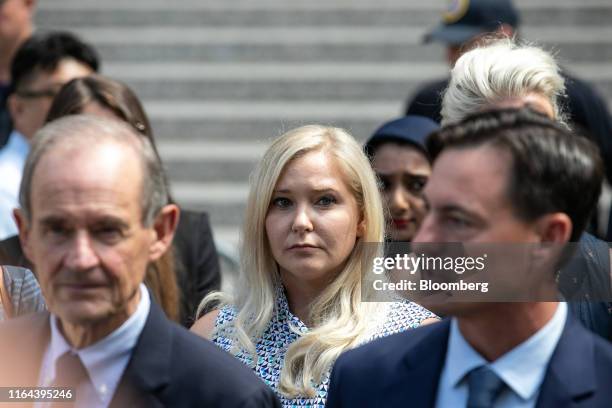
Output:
top-left (213, 288), bottom-right (435, 407)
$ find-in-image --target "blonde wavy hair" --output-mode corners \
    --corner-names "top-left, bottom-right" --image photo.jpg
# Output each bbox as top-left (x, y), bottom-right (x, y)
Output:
top-left (200, 125), bottom-right (386, 398)
top-left (441, 37), bottom-right (567, 126)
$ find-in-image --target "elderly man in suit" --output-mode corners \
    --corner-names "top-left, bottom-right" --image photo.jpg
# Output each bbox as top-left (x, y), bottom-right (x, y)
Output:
top-left (0, 115), bottom-right (279, 407)
top-left (326, 108), bottom-right (612, 408)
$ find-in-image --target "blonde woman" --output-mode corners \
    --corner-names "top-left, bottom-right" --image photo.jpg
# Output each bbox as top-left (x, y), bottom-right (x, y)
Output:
top-left (192, 125), bottom-right (434, 406)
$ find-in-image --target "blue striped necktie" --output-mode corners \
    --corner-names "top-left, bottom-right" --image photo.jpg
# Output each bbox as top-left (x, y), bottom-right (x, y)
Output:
top-left (467, 365), bottom-right (506, 408)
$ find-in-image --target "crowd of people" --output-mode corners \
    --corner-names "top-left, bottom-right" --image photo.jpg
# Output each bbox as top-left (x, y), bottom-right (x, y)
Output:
top-left (0, 0), bottom-right (612, 407)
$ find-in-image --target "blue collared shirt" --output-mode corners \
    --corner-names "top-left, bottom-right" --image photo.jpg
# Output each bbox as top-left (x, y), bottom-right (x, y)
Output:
top-left (36, 284), bottom-right (150, 408)
top-left (0, 130), bottom-right (28, 239)
top-left (435, 302), bottom-right (568, 408)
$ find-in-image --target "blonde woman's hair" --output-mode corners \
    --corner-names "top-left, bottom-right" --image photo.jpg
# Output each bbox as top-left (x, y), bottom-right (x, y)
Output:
top-left (199, 125), bottom-right (386, 398)
top-left (441, 37), bottom-right (566, 126)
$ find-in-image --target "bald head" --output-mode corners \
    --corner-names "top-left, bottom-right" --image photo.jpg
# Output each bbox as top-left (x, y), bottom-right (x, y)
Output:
top-left (19, 114), bottom-right (168, 225)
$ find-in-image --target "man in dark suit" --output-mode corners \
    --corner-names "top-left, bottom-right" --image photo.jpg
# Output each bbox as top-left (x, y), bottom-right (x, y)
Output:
top-left (0, 115), bottom-right (279, 407)
top-left (326, 109), bottom-right (612, 407)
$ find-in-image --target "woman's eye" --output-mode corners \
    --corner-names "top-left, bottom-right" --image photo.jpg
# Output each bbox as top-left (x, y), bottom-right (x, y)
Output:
top-left (404, 176), bottom-right (427, 193)
top-left (409, 180), bottom-right (426, 192)
top-left (316, 195), bottom-right (337, 206)
top-left (272, 197), bottom-right (292, 208)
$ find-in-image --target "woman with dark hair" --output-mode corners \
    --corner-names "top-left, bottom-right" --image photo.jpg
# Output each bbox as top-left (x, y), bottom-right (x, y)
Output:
top-left (364, 115), bottom-right (439, 242)
top-left (0, 74), bottom-right (221, 326)
top-left (46, 75), bottom-right (152, 146)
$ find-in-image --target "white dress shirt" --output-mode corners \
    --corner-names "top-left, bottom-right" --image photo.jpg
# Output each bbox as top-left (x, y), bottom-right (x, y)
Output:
top-left (435, 302), bottom-right (568, 408)
top-left (36, 284), bottom-right (150, 408)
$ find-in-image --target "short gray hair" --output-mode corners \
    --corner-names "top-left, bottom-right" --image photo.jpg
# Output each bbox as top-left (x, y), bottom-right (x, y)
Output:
top-left (441, 38), bottom-right (566, 126)
top-left (19, 115), bottom-right (169, 226)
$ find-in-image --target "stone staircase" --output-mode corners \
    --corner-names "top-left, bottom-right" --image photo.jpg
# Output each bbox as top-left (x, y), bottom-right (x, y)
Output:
top-left (37, 0), bottom-right (612, 257)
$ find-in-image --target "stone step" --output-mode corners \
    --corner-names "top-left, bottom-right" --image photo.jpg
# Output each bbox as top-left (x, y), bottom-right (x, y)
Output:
top-left (84, 41), bottom-right (612, 64)
top-left (37, 8), bottom-right (612, 27)
top-left (166, 159), bottom-right (258, 183)
top-left (36, 0), bottom-right (612, 11)
top-left (93, 43), bottom-right (446, 63)
top-left (49, 26), bottom-right (612, 45)
top-left (143, 100), bottom-right (401, 121)
top-left (150, 118), bottom-right (379, 142)
top-left (159, 141), bottom-right (263, 183)
top-left (172, 182), bottom-right (248, 234)
top-left (180, 201), bottom-right (245, 231)
top-left (103, 61), bottom-right (612, 100)
top-left (122, 78), bottom-right (612, 102)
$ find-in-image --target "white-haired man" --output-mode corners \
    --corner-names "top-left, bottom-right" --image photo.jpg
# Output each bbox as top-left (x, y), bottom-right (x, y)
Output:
top-left (0, 115), bottom-right (280, 408)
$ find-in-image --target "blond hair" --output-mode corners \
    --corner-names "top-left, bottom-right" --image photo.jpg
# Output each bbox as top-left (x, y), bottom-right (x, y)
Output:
top-left (200, 125), bottom-right (386, 397)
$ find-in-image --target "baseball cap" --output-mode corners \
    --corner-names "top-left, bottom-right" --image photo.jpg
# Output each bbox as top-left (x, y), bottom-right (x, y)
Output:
top-left (424, 0), bottom-right (520, 45)
top-left (364, 115), bottom-right (439, 159)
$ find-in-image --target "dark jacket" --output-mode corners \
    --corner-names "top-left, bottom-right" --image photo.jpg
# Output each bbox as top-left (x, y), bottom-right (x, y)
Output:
top-left (0, 209), bottom-right (221, 328)
top-left (173, 209), bottom-right (221, 327)
top-left (405, 72), bottom-right (612, 183)
top-left (0, 299), bottom-right (280, 408)
top-left (326, 316), bottom-right (612, 408)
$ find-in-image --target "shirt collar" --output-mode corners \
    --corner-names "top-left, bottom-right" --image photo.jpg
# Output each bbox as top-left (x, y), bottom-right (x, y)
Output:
top-left (446, 302), bottom-right (568, 401)
top-left (8, 130), bottom-right (29, 153)
top-left (47, 284), bottom-right (150, 398)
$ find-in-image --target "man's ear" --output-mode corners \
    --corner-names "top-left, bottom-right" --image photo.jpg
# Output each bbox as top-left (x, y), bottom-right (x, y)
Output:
top-left (497, 24), bottom-right (515, 38)
top-left (148, 204), bottom-right (180, 262)
top-left (7, 94), bottom-right (27, 134)
top-left (13, 208), bottom-right (33, 261)
top-left (7, 94), bottom-right (22, 122)
top-left (534, 212), bottom-right (572, 243)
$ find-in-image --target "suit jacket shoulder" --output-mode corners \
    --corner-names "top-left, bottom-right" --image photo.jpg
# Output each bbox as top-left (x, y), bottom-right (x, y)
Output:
top-left (115, 300), bottom-right (279, 408)
top-left (326, 319), bottom-right (450, 408)
top-left (328, 314), bottom-right (612, 408)
top-left (536, 315), bottom-right (612, 407)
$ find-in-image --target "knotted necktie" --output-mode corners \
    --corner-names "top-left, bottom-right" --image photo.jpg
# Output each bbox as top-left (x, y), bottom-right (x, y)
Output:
top-left (50, 352), bottom-right (89, 407)
top-left (466, 365), bottom-right (506, 408)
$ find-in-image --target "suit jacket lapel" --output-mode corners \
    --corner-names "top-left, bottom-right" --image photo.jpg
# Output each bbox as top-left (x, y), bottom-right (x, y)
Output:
top-left (536, 315), bottom-right (597, 407)
top-left (387, 320), bottom-right (451, 407)
top-left (109, 300), bottom-right (172, 408)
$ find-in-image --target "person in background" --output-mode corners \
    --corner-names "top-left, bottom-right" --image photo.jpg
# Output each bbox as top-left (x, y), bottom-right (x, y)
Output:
top-left (0, 264), bottom-right (45, 320)
top-left (364, 115), bottom-right (439, 242)
top-left (0, 74), bottom-right (222, 326)
top-left (326, 108), bottom-right (612, 408)
top-left (192, 125), bottom-right (435, 407)
top-left (0, 115), bottom-right (280, 408)
top-left (440, 38), bottom-right (612, 339)
top-left (405, 0), bottom-right (612, 231)
top-left (0, 31), bottom-right (98, 239)
top-left (0, 0), bottom-right (36, 148)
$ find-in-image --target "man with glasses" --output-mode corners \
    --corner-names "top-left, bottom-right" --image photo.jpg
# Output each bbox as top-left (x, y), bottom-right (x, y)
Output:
top-left (0, 31), bottom-right (98, 238)
top-left (0, 0), bottom-right (36, 159)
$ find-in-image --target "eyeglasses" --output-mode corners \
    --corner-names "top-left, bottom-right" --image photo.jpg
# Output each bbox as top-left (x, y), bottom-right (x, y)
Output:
top-left (15, 87), bottom-right (60, 99)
